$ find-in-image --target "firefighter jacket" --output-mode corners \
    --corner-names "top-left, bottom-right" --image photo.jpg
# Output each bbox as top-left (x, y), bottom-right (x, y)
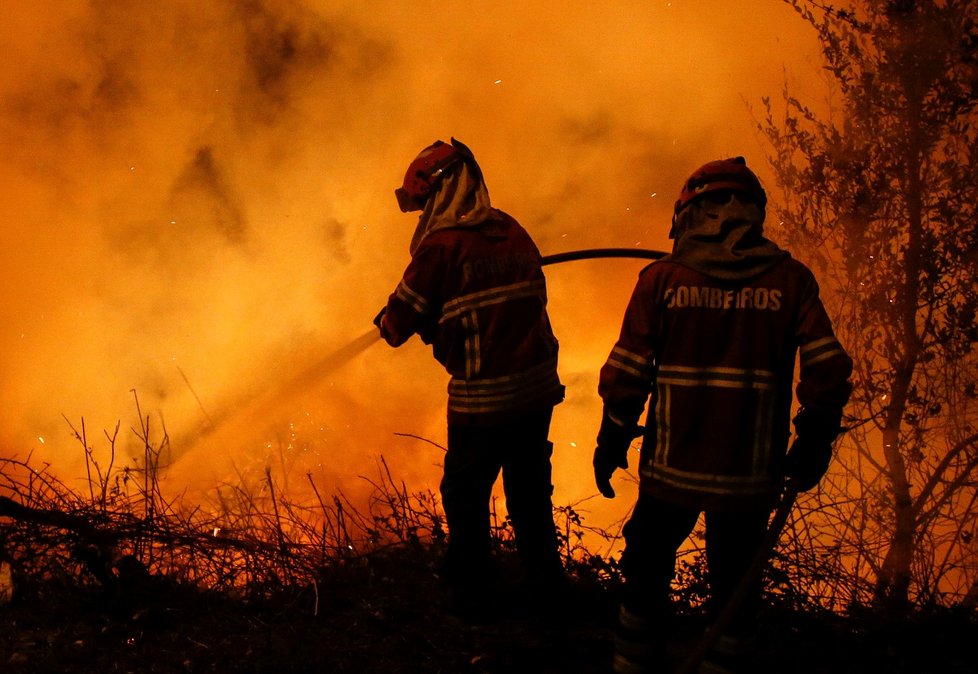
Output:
top-left (381, 212), bottom-right (564, 425)
top-left (598, 255), bottom-right (853, 510)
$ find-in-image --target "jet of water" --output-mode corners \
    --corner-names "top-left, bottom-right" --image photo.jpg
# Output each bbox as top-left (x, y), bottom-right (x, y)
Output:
top-left (173, 328), bottom-right (382, 479)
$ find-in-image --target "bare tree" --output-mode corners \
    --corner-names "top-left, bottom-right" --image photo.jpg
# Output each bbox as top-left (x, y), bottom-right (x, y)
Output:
top-left (759, 0), bottom-right (978, 613)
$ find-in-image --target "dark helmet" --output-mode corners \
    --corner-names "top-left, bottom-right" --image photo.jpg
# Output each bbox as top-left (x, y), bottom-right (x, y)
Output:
top-left (672, 155), bottom-right (766, 218)
top-left (394, 138), bottom-right (477, 213)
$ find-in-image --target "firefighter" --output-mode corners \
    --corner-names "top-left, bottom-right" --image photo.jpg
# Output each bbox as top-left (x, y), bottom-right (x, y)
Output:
top-left (375, 138), bottom-right (566, 618)
top-left (593, 157), bottom-right (853, 673)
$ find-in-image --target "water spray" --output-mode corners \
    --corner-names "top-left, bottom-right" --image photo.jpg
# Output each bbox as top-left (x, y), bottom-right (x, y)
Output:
top-left (180, 328), bottom-right (380, 450)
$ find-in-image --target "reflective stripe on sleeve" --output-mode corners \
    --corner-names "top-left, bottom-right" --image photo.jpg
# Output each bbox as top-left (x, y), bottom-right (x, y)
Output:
top-left (800, 336), bottom-right (846, 369)
top-left (395, 280), bottom-right (432, 315)
top-left (606, 345), bottom-right (654, 380)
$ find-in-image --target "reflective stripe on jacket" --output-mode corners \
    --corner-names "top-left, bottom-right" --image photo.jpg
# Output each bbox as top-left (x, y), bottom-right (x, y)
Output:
top-left (599, 257), bottom-right (852, 510)
top-left (382, 213), bottom-right (563, 423)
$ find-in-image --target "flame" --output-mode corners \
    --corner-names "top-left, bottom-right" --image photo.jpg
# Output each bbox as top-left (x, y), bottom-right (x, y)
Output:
top-left (0, 2), bottom-right (821, 532)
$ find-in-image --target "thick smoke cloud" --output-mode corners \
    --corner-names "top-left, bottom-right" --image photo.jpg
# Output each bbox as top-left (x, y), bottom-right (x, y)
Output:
top-left (1, 2), bottom-right (820, 519)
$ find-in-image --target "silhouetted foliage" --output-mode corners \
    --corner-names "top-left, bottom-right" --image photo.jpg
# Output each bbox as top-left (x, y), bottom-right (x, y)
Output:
top-left (760, 0), bottom-right (978, 613)
top-left (3, 404), bottom-right (978, 671)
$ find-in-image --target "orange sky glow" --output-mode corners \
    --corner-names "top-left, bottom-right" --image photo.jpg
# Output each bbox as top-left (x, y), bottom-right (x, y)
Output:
top-left (0, 1), bottom-right (825, 531)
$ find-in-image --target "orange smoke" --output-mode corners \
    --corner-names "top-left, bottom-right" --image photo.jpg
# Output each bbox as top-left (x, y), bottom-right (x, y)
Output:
top-left (0, 2), bottom-right (822, 529)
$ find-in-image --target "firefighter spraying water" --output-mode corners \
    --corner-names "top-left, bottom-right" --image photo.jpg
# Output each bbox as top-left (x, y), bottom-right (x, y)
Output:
top-left (374, 138), bottom-right (567, 620)
top-left (367, 137), bottom-right (682, 628)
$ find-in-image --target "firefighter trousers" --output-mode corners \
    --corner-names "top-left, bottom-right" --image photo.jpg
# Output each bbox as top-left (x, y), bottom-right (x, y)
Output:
top-left (619, 492), bottom-right (770, 634)
top-left (441, 408), bottom-right (562, 597)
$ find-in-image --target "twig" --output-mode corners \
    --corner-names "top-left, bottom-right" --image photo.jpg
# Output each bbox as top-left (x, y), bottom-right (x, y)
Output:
top-left (393, 432), bottom-right (447, 452)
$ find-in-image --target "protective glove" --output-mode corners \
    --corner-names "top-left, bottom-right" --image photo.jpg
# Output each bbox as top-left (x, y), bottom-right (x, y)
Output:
top-left (787, 406), bottom-right (843, 491)
top-left (792, 406), bottom-right (843, 443)
top-left (593, 410), bottom-right (636, 499)
top-left (784, 436), bottom-right (832, 492)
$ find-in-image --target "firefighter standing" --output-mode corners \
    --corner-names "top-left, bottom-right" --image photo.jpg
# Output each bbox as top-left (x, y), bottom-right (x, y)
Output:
top-left (376, 138), bottom-right (566, 617)
top-left (594, 157), bottom-right (853, 673)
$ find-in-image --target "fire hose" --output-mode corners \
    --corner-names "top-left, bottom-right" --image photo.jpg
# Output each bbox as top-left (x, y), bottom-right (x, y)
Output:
top-left (541, 247), bottom-right (667, 267)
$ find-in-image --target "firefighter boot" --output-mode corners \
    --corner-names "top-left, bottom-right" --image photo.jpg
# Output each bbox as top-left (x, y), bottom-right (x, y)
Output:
top-left (613, 603), bottom-right (667, 674)
top-left (697, 629), bottom-right (757, 674)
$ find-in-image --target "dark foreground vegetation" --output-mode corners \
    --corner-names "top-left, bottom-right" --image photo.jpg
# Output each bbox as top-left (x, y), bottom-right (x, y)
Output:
top-left (0, 441), bottom-right (976, 674)
top-left (0, 536), bottom-right (976, 674)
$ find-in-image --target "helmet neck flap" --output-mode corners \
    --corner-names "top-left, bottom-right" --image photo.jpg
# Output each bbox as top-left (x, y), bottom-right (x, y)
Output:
top-left (666, 156), bottom-right (787, 280)
top-left (398, 138), bottom-right (498, 255)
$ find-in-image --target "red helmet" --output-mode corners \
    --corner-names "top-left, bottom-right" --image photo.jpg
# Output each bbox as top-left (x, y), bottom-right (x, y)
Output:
top-left (672, 156), bottom-right (767, 217)
top-left (394, 138), bottom-right (476, 212)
